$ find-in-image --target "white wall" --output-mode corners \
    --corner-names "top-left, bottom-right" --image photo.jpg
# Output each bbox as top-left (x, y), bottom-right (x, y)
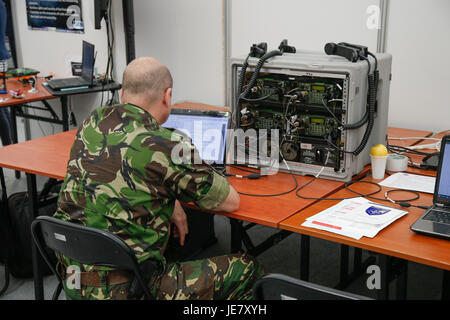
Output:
top-left (131, 0), bottom-right (381, 107)
top-left (13, 0), bottom-right (110, 78)
top-left (11, 0), bottom-right (117, 140)
top-left (111, 0), bottom-right (127, 83)
top-left (227, 0), bottom-right (381, 105)
top-left (385, 0), bottom-right (450, 132)
top-left (230, 0), bottom-right (380, 58)
top-left (133, 0), bottom-right (225, 106)
top-left (132, 0), bottom-right (450, 133)
top-left (10, 0), bottom-right (450, 139)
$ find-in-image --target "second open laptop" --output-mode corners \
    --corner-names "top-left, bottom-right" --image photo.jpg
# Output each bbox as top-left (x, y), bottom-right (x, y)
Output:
top-left (411, 135), bottom-right (450, 240)
top-left (47, 41), bottom-right (96, 90)
top-left (161, 108), bottom-right (231, 171)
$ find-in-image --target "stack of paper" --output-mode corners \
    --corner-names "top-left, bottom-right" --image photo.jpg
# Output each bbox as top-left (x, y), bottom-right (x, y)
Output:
top-left (379, 172), bottom-right (436, 194)
top-left (302, 197), bottom-right (408, 240)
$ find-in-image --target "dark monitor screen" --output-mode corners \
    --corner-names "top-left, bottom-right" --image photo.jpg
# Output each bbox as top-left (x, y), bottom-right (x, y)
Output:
top-left (436, 139), bottom-right (450, 204)
top-left (95, 0), bottom-right (110, 29)
top-left (162, 113), bottom-right (229, 164)
top-left (81, 41), bottom-right (95, 82)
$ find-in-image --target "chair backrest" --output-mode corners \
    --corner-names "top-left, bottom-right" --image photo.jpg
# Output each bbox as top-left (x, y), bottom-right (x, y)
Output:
top-left (31, 215), bottom-right (152, 299)
top-left (253, 274), bottom-right (371, 300)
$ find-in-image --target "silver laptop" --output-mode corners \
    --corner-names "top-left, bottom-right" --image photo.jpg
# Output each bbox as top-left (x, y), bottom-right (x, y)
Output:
top-left (161, 108), bottom-right (230, 171)
top-left (47, 41), bottom-right (95, 90)
top-left (411, 135), bottom-right (450, 240)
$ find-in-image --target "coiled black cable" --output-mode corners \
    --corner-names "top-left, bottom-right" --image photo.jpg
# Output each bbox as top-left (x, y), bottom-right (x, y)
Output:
top-left (235, 49), bottom-right (283, 131)
top-left (296, 179), bottom-right (382, 201)
top-left (240, 93), bottom-right (276, 102)
top-left (327, 55), bottom-right (378, 156)
top-left (342, 58), bottom-right (372, 130)
top-left (343, 110), bottom-right (369, 130)
top-left (226, 164), bottom-right (299, 198)
top-left (237, 55), bottom-right (250, 99)
top-left (351, 70), bottom-right (377, 156)
top-left (233, 55), bottom-right (251, 128)
top-left (238, 50), bottom-right (283, 101)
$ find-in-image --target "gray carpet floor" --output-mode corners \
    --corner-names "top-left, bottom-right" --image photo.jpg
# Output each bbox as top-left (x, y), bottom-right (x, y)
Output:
top-left (0, 167), bottom-right (445, 300)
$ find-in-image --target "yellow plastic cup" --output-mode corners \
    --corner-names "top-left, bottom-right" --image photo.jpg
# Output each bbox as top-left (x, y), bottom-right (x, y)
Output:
top-left (370, 144), bottom-right (388, 179)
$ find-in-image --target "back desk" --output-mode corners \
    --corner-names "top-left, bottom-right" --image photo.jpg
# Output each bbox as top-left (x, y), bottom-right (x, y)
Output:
top-left (280, 178), bottom-right (450, 271)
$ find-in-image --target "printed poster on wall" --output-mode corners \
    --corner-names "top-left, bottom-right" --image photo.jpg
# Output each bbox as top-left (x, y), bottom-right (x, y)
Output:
top-left (26, 0), bottom-right (84, 33)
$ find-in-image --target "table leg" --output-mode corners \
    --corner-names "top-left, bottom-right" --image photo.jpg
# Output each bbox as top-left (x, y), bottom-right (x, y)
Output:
top-left (9, 106), bottom-right (17, 145)
top-left (335, 245), bottom-right (349, 290)
top-left (9, 107), bottom-right (20, 179)
top-left (27, 173), bottom-right (44, 300)
top-left (395, 261), bottom-right (408, 300)
top-left (229, 218), bottom-right (243, 253)
top-left (300, 235), bottom-right (310, 281)
top-left (443, 270), bottom-right (450, 301)
top-left (23, 108), bottom-right (31, 141)
top-left (60, 96), bottom-right (69, 132)
top-left (335, 248), bottom-right (377, 291)
top-left (378, 254), bottom-right (390, 300)
top-left (353, 248), bottom-right (363, 274)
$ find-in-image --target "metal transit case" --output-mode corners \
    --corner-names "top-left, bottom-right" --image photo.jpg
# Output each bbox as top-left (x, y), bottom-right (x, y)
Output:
top-left (229, 49), bottom-right (392, 182)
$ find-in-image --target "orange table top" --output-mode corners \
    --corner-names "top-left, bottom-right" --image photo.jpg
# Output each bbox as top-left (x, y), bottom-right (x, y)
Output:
top-left (0, 129), bottom-right (75, 180)
top-left (0, 78), bottom-right (56, 107)
top-left (217, 170), bottom-right (343, 227)
top-left (413, 130), bottom-right (450, 149)
top-left (388, 127), bottom-right (433, 148)
top-left (280, 175), bottom-right (450, 271)
top-left (173, 101), bottom-right (231, 112)
top-left (398, 130), bottom-right (450, 177)
top-left (0, 127), bottom-right (345, 228)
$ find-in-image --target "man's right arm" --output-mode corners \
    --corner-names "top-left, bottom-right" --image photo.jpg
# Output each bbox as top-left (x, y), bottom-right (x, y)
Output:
top-left (211, 185), bottom-right (240, 213)
top-left (157, 133), bottom-right (241, 213)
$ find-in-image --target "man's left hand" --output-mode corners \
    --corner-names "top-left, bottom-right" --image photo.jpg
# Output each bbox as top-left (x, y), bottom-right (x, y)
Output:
top-left (171, 200), bottom-right (189, 246)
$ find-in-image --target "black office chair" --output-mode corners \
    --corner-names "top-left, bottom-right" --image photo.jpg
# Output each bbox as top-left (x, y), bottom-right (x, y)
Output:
top-left (31, 215), bottom-right (154, 300)
top-left (253, 274), bottom-right (371, 300)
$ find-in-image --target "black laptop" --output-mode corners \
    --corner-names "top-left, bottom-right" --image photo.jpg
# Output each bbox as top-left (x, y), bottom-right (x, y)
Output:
top-left (411, 135), bottom-right (450, 240)
top-left (161, 108), bottom-right (230, 171)
top-left (47, 41), bottom-right (95, 90)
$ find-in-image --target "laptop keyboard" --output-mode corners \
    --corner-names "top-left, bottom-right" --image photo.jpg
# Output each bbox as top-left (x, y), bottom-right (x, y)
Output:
top-left (423, 209), bottom-right (450, 225)
top-left (48, 77), bottom-right (89, 89)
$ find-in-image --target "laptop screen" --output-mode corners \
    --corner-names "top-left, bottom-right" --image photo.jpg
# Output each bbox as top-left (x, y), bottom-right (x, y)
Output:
top-left (81, 41), bottom-right (95, 82)
top-left (436, 138), bottom-right (450, 205)
top-left (162, 110), bottom-right (230, 165)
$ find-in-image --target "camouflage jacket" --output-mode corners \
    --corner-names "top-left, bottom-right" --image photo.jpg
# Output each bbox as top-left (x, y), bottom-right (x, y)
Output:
top-left (54, 103), bottom-right (230, 267)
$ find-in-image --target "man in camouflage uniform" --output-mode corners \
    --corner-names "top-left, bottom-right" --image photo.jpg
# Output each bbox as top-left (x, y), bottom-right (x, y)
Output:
top-left (53, 57), bottom-right (263, 300)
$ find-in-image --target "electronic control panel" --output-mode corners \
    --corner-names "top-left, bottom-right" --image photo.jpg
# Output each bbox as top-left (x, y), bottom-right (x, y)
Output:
top-left (237, 72), bottom-right (348, 172)
top-left (230, 49), bottom-right (392, 182)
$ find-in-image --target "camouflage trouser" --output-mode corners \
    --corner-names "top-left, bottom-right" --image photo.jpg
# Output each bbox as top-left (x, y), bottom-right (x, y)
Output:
top-left (61, 253), bottom-right (263, 300)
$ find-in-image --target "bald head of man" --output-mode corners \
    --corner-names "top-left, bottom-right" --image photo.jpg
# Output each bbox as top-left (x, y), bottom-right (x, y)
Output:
top-left (120, 57), bottom-right (173, 124)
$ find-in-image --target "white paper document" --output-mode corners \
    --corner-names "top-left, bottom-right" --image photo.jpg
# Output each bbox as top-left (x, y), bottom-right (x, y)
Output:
top-left (302, 198), bottom-right (408, 240)
top-left (379, 173), bottom-right (436, 194)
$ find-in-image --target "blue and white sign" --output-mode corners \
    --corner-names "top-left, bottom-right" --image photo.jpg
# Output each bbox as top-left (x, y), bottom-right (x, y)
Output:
top-left (366, 206), bottom-right (391, 216)
top-left (26, 0), bottom-right (84, 34)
